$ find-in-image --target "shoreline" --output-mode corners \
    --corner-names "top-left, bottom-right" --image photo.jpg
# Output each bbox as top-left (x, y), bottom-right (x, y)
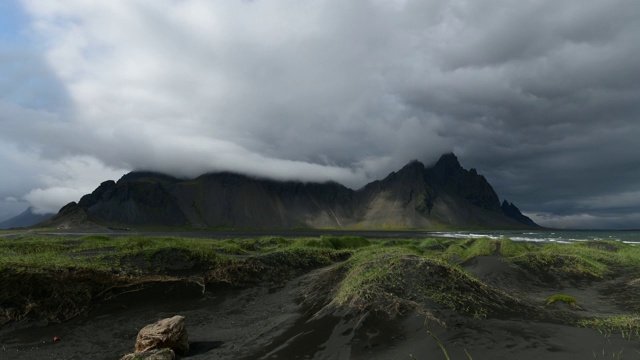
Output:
top-left (4, 228), bottom-right (639, 245)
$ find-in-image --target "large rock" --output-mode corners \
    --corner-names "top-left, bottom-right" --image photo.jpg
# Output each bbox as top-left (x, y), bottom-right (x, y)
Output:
top-left (135, 315), bottom-right (189, 355)
top-left (121, 348), bottom-right (175, 360)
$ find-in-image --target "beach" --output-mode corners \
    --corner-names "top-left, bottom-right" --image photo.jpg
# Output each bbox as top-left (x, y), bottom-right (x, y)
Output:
top-left (1, 234), bottom-right (640, 359)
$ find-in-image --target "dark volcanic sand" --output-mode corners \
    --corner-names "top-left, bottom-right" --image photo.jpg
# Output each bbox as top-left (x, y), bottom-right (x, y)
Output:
top-left (2, 258), bottom-right (640, 359)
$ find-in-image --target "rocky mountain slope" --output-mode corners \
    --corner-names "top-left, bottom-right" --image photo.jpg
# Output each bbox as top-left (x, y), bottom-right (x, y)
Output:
top-left (40, 154), bottom-right (538, 229)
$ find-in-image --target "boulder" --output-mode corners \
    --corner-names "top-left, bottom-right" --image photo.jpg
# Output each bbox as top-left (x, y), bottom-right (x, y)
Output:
top-left (134, 315), bottom-right (189, 355)
top-left (121, 348), bottom-right (175, 360)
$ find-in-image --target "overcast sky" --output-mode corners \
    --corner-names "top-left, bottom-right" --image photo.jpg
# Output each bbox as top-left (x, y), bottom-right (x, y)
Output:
top-left (1, 0), bottom-right (639, 229)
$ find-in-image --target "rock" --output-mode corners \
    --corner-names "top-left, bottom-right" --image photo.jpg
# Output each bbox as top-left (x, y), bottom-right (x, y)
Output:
top-left (121, 348), bottom-right (175, 360)
top-left (134, 315), bottom-right (189, 355)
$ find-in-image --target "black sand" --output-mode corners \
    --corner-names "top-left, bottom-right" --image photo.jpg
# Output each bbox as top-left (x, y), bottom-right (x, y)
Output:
top-left (2, 234), bottom-right (640, 360)
top-left (3, 257), bottom-right (640, 360)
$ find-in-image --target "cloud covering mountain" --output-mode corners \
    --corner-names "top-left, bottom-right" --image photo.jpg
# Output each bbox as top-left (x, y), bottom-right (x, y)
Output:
top-left (1, 0), bottom-right (639, 228)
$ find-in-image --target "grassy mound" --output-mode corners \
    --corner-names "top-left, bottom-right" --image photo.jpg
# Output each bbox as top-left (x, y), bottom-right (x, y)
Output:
top-left (206, 247), bottom-right (350, 286)
top-left (506, 240), bottom-right (640, 281)
top-left (329, 247), bottom-right (533, 320)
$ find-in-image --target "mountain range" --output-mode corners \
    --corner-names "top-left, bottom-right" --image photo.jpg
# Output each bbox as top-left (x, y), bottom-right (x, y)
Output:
top-left (40, 153), bottom-right (538, 230)
top-left (0, 207), bottom-right (52, 229)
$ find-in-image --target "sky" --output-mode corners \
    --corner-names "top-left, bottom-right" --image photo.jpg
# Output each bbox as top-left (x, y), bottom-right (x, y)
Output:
top-left (1, 0), bottom-right (639, 229)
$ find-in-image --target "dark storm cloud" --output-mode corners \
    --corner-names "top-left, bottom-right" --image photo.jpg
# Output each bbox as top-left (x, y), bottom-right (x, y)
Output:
top-left (0, 0), bottom-right (638, 228)
top-left (396, 0), bottom-right (640, 228)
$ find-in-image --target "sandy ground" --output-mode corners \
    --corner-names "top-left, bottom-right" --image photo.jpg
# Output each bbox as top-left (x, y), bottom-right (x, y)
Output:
top-left (2, 256), bottom-right (640, 359)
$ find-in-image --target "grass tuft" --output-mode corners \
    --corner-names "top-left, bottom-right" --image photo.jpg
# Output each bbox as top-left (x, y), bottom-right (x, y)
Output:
top-left (545, 294), bottom-right (579, 308)
top-left (579, 315), bottom-right (640, 340)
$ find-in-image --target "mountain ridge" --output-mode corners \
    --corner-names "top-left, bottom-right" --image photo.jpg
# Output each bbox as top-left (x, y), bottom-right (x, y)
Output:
top-left (0, 207), bottom-right (53, 229)
top-left (40, 154), bottom-right (539, 230)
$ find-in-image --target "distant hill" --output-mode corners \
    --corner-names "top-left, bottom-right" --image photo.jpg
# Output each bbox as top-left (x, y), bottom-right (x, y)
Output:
top-left (40, 153), bottom-right (539, 230)
top-left (0, 207), bottom-right (53, 229)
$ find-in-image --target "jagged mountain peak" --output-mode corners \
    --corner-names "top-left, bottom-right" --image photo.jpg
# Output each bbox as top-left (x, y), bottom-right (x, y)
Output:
top-left (501, 199), bottom-right (537, 227)
top-left (384, 160), bottom-right (427, 182)
top-left (401, 159), bottom-right (426, 170)
top-left (43, 153), bottom-right (539, 230)
top-left (433, 152), bottom-right (462, 169)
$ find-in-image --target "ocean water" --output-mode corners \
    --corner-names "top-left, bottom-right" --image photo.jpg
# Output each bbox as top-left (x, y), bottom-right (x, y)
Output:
top-left (433, 229), bottom-right (640, 244)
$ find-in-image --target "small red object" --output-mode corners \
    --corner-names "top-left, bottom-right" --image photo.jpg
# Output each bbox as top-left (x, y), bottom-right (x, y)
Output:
top-left (53, 336), bottom-right (60, 342)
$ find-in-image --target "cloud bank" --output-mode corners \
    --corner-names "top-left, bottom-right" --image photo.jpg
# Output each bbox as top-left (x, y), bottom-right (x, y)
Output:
top-left (0, 0), bottom-right (639, 228)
